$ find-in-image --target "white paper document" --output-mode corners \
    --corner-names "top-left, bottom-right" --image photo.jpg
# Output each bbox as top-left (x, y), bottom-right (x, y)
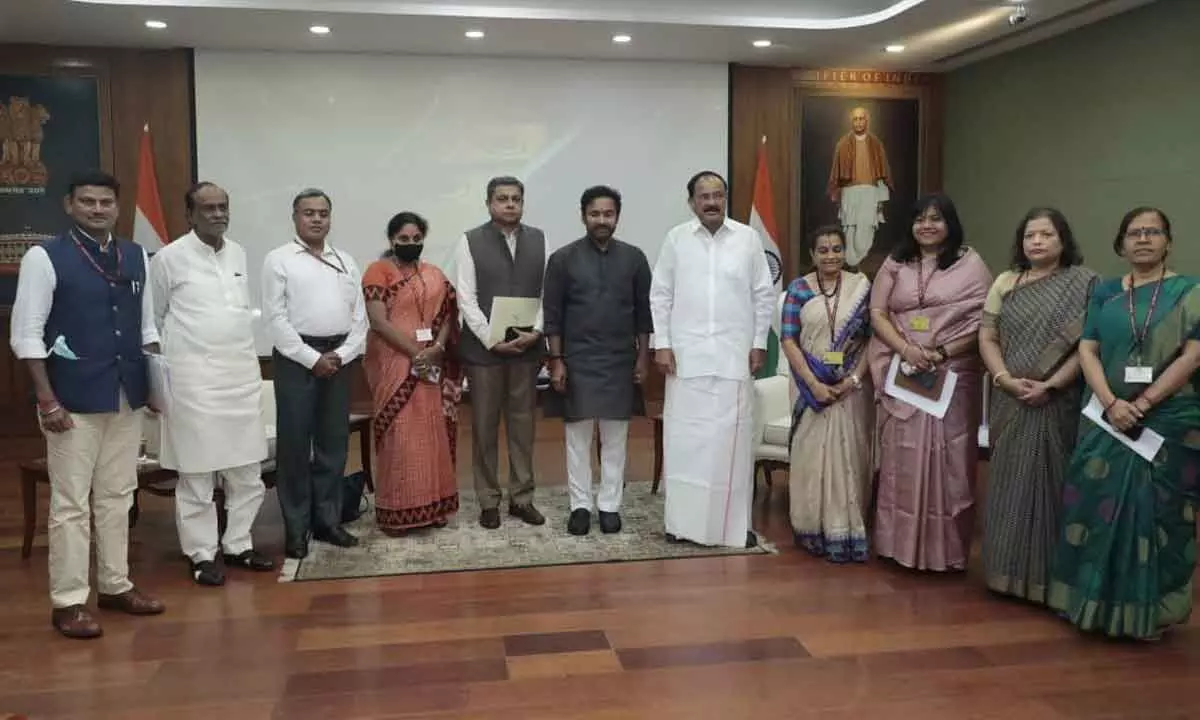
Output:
top-left (1081, 394), bottom-right (1165, 463)
top-left (883, 353), bottom-right (958, 420)
top-left (487, 296), bottom-right (540, 347)
top-left (146, 353), bottom-right (172, 415)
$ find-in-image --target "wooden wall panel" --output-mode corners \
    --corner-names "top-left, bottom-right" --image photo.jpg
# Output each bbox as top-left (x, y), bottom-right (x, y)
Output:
top-left (728, 65), bottom-right (795, 279)
top-left (0, 45), bottom-right (194, 438)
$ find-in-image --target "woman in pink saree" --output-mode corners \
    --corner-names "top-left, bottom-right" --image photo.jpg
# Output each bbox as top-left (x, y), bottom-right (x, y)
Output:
top-left (362, 212), bottom-right (462, 535)
top-left (867, 194), bottom-right (992, 571)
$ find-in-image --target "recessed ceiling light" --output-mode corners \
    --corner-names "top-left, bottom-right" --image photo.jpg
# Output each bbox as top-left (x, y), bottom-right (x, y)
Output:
top-left (465, 29), bottom-right (485, 39)
top-left (612, 34), bottom-right (632, 44)
top-left (885, 44), bottom-right (906, 53)
top-left (309, 25), bottom-right (331, 35)
top-left (752, 39), bottom-right (772, 48)
top-left (145, 20), bottom-right (167, 30)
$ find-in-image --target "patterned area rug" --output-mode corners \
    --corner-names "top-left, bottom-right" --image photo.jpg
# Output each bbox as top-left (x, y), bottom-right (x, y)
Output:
top-left (280, 481), bottom-right (774, 582)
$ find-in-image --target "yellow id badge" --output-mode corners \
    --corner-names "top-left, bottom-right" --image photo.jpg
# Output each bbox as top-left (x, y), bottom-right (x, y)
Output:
top-left (910, 315), bottom-right (931, 331)
top-left (823, 351), bottom-right (845, 366)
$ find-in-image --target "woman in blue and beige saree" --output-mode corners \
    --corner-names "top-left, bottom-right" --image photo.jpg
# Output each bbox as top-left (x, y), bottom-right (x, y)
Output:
top-left (781, 225), bottom-right (874, 563)
top-left (1048, 207), bottom-right (1200, 640)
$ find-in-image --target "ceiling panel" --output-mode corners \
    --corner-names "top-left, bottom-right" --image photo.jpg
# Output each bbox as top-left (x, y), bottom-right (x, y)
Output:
top-left (0, 0), bottom-right (1157, 70)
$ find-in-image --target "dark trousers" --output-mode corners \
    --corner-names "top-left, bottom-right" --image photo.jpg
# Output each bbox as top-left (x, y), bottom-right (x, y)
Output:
top-left (273, 347), bottom-right (352, 548)
top-left (466, 360), bottom-right (539, 510)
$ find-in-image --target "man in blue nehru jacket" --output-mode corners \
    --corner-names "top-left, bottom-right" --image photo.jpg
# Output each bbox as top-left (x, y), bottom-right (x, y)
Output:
top-left (10, 170), bottom-right (166, 639)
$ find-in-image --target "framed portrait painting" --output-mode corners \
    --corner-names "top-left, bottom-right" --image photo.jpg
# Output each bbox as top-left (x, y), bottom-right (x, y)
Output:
top-left (793, 69), bottom-right (941, 277)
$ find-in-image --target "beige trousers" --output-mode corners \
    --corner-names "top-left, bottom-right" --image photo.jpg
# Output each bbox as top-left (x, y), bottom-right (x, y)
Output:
top-left (466, 360), bottom-right (539, 510)
top-left (45, 396), bottom-right (141, 608)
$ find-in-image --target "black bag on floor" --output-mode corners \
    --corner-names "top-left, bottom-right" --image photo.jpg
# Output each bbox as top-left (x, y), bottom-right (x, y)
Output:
top-left (342, 471), bottom-right (367, 523)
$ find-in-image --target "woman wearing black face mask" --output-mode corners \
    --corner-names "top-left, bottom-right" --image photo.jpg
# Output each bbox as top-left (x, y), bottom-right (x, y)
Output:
top-left (361, 212), bottom-right (463, 535)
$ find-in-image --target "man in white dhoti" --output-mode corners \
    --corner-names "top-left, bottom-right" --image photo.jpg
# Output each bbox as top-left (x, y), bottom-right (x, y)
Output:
top-left (149, 182), bottom-right (273, 586)
top-left (650, 171), bottom-right (776, 548)
top-left (827, 107), bottom-right (893, 267)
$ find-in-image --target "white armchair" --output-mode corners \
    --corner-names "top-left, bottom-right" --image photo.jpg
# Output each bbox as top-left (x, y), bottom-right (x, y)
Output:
top-left (751, 291), bottom-right (795, 496)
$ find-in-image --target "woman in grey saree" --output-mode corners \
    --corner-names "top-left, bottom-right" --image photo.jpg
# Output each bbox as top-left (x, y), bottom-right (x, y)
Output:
top-left (978, 208), bottom-right (1097, 603)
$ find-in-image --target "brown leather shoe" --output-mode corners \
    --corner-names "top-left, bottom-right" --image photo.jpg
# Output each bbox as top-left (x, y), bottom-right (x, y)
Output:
top-left (51, 605), bottom-right (103, 639)
top-left (508, 503), bottom-right (546, 526)
top-left (97, 588), bottom-right (165, 616)
top-left (479, 508), bottom-right (501, 530)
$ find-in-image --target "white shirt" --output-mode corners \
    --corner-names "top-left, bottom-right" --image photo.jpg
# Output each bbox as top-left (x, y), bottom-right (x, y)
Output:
top-left (452, 229), bottom-right (545, 348)
top-left (9, 230), bottom-right (159, 360)
top-left (149, 231), bottom-right (256, 357)
top-left (261, 238), bottom-right (367, 369)
top-left (649, 216), bottom-right (775, 380)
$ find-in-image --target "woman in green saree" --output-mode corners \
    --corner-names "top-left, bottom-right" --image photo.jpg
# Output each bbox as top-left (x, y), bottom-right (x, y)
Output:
top-left (1048, 207), bottom-right (1200, 640)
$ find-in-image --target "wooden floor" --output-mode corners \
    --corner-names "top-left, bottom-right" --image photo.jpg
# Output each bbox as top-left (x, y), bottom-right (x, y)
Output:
top-left (2, 416), bottom-right (1199, 719)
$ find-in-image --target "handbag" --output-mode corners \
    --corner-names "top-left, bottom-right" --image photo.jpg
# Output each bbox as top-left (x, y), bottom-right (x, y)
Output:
top-left (341, 471), bottom-right (368, 523)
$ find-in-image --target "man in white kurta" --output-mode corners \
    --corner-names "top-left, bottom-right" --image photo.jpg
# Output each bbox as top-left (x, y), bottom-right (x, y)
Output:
top-left (149, 183), bottom-right (272, 586)
top-left (650, 171), bottom-right (776, 548)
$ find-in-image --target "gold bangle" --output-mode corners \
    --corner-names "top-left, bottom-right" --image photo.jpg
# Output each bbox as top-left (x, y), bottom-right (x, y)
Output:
top-left (992, 372), bottom-right (1010, 386)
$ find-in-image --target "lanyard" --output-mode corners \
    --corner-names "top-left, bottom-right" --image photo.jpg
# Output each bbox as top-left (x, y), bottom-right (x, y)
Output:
top-left (69, 228), bottom-right (124, 285)
top-left (1126, 266), bottom-right (1165, 361)
top-left (294, 239), bottom-right (348, 274)
top-left (396, 260), bottom-right (429, 325)
top-left (817, 272), bottom-right (841, 349)
top-left (915, 257), bottom-right (935, 308)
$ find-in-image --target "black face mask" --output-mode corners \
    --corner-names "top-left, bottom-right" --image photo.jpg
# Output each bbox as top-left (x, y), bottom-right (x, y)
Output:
top-left (393, 243), bottom-right (423, 262)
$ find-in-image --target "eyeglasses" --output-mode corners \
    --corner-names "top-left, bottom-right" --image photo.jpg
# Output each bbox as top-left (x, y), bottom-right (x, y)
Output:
top-left (1124, 227), bottom-right (1165, 239)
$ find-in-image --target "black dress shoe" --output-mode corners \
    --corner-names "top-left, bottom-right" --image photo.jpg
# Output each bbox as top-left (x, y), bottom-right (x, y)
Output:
top-left (479, 508), bottom-right (501, 529)
top-left (223, 550), bottom-right (275, 572)
top-left (314, 527), bottom-right (359, 548)
top-left (285, 541), bottom-right (308, 560)
top-left (598, 511), bottom-right (622, 534)
top-left (509, 504), bottom-right (546, 526)
top-left (745, 531), bottom-right (758, 549)
top-left (190, 559), bottom-right (225, 586)
top-left (567, 508), bottom-right (591, 536)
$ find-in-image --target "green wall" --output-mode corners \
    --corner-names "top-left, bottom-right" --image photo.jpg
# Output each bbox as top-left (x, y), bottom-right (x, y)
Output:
top-left (943, 0), bottom-right (1199, 277)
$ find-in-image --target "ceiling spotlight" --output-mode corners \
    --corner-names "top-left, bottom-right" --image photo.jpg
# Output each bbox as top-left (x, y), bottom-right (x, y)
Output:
top-left (145, 20), bottom-right (167, 30)
top-left (309, 25), bottom-right (331, 35)
top-left (885, 44), bottom-right (906, 53)
top-left (465, 29), bottom-right (485, 39)
top-left (612, 34), bottom-right (632, 44)
top-left (752, 39), bottom-right (772, 48)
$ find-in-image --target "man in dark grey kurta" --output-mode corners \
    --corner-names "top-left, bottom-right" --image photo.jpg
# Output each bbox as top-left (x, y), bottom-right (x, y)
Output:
top-left (544, 185), bottom-right (652, 535)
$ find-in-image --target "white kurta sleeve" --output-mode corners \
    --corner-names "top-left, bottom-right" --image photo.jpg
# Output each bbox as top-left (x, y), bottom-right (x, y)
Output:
top-left (9, 246), bottom-right (56, 360)
top-left (144, 247), bottom-right (168, 345)
top-left (335, 253), bottom-right (368, 365)
top-left (748, 233), bottom-right (775, 350)
top-left (261, 250), bottom-right (321, 369)
top-left (454, 233), bottom-right (495, 348)
top-left (649, 233), bottom-right (677, 350)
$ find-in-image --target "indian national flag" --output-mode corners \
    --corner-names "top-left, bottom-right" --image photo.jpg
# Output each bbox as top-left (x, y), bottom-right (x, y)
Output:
top-left (133, 123), bottom-right (168, 251)
top-left (748, 136), bottom-right (784, 379)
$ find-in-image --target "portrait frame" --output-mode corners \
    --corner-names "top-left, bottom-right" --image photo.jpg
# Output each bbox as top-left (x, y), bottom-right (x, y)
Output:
top-left (791, 69), bottom-right (942, 278)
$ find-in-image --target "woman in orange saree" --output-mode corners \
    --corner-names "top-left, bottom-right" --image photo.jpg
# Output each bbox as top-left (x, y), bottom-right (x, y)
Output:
top-left (362, 212), bottom-right (462, 534)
